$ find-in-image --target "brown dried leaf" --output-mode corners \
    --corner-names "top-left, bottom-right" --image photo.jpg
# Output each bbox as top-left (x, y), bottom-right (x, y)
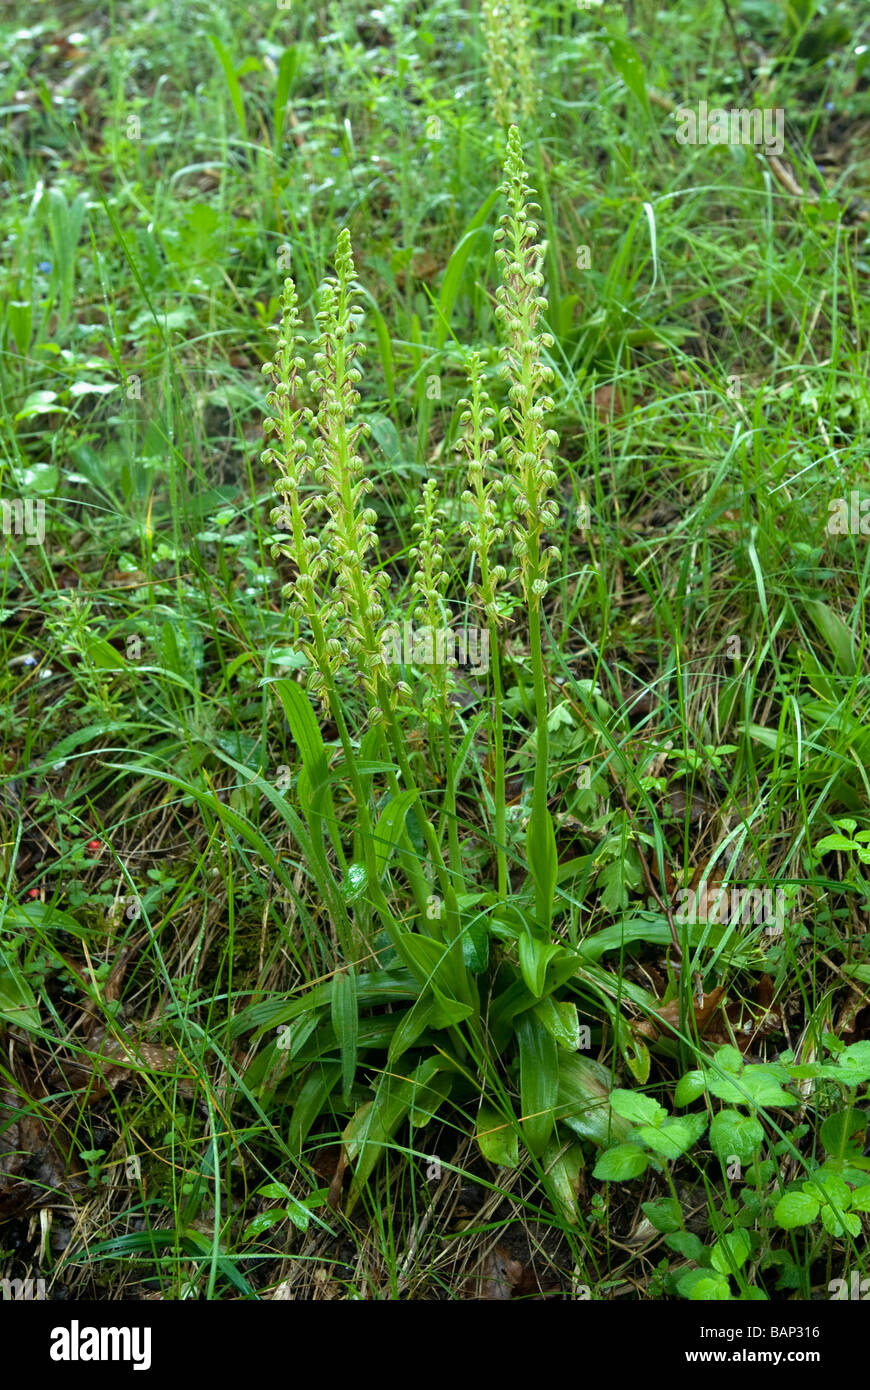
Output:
top-left (473, 1244), bottom-right (525, 1300)
top-left (706, 975), bottom-right (783, 1052)
top-left (636, 987), bottom-right (727, 1041)
top-left (0, 1080), bottom-right (82, 1217)
top-left (593, 383), bottom-right (626, 421)
top-left (55, 1034), bottom-right (183, 1103)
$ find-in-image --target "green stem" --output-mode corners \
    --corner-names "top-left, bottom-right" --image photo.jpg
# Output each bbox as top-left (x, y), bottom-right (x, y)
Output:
top-left (379, 691), bottom-right (462, 945)
top-left (663, 1162), bottom-right (688, 1232)
top-left (441, 704), bottom-right (462, 890)
top-left (527, 593), bottom-right (550, 928)
top-left (489, 621), bottom-right (507, 898)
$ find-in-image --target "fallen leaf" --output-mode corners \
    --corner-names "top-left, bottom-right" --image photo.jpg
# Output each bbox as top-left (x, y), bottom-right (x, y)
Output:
top-left (473, 1244), bottom-right (525, 1300)
top-left (593, 383), bottom-right (626, 421)
top-left (0, 1079), bottom-right (83, 1217)
top-left (636, 987), bottom-right (727, 1041)
top-left (705, 975), bottom-right (783, 1052)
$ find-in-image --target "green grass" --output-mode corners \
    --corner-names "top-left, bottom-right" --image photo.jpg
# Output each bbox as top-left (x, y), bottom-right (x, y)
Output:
top-left (1, 0), bottom-right (870, 1302)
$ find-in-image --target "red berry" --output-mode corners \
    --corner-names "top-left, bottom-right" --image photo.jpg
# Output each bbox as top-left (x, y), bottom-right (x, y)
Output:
top-left (87, 839), bottom-right (102, 851)
top-left (27, 888), bottom-right (40, 898)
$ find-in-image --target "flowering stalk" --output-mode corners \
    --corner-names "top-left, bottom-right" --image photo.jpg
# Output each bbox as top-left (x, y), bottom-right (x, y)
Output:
top-left (457, 352), bottom-right (509, 897)
top-left (264, 274), bottom-right (389, 960)
top-left (265, 234), bottom-right (463, 955)
top-left (311, 234), bottom-right (463, 938)
top-left (480, 0), bottom-right (513, 129)
top-left (494, 127), bottom-right (561, 929)
top-left (264, 282), bottom-right (336, 701)
top-left (308, 232), bottom-right (393, 717)
top-left (509, 0), bottom-right (535, 128)
top-left (480, 0), bottom-right (535, 129)
top-left (304, 237), bottom-right (440, 922)
top-left (409, 478), bottom-right (462, 886)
